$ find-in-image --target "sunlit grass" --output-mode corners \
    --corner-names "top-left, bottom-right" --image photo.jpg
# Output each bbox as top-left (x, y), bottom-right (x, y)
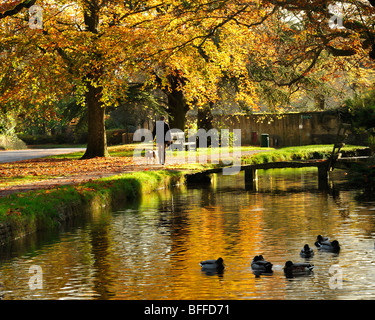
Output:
top-left (47, 144), bottom-right (271, 159)
top-left (242, 144), bottom-right (367, 165)
top-left (0, 175), bottom-right (55, 188)
top-left (0, 170), bottom-right (186, 238)
top-left (1, 144), bottom-right (368, 189)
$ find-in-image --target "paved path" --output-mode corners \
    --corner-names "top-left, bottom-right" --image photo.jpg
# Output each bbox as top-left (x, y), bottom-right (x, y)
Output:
top-left (0, 148), bottom-right (86, 163)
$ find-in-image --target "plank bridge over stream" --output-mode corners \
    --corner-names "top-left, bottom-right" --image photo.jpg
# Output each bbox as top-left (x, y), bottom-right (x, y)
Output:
top-left (187, 124), bottom-right (372, 191)
top-left (186, 156), bottom-right (371, 191)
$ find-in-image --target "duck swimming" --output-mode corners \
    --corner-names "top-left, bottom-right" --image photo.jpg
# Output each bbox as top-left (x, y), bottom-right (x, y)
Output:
top-left (284, 261), bottom-right (314, 277)
top-left (199, 257), bottom-right (225, 270)
top-left (314, 235), bottom-right (330, 248)
top-left (251, 255), bottom-right (273, 273)
top-left (300, 244), bottom-right (314, 258)
top-left (316, 239), bottom-right (341, 253)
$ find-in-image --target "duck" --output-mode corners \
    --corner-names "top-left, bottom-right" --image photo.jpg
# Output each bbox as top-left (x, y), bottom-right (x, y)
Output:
top-left (251, 255), bottom-right (273, 273)
top-left (284, 261), bottom-right (314, 277)
top-left (199, 257), bottom-right (225, 271)
top-left (300, 244), bottom-right (314, 258)
top-left (316, 239), bottom-right (341, 253)
top-left (314, 235), bottom-right (330, 248)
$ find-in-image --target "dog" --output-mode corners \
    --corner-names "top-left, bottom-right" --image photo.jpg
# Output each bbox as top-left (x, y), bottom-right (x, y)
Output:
top-left (146, 149), bottom-right (158, 164)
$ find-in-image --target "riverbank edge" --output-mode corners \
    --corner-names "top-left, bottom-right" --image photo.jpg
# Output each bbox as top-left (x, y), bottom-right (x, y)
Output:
top-left (0, 170), bottom-right (188, 245)
top-left (0, 145), bottom-right (371, 246)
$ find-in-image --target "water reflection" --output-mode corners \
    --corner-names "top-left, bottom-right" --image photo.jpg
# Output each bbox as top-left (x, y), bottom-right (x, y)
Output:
top-left (0, 168), bottom-right (375, 299)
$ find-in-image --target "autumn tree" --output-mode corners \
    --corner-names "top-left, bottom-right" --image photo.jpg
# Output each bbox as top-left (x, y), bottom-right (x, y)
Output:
top-left (2, 0), bottom-right (374, 159)
top-left (143, 2), bottom-right (280, 130)
top-left (259, 0), bottom-right (375, 91)
top-left (2, 0), bottom-right (277, 152)
top-left (1, 0), bottom-right (169, 158)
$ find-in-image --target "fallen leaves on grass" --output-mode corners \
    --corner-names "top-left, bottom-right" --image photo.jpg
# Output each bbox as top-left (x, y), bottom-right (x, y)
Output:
top-left (0, 156), bottom-right (139, 180)
top-left (6, 207), bottom-right (22, 217)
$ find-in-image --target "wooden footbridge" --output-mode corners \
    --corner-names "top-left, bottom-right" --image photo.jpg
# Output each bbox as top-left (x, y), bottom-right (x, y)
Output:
top-left (186, 155), bottom-right (372, 191)
top-left (187, 123), bottom-right (372, 191)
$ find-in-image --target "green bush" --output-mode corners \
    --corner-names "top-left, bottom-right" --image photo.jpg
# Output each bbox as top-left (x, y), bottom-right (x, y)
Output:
top-left (342, 90), bottom-right (375, 151)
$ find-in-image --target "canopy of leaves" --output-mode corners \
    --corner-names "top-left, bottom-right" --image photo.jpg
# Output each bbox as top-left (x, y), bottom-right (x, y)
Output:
top-left (1, 0), bottom-right (375, 128)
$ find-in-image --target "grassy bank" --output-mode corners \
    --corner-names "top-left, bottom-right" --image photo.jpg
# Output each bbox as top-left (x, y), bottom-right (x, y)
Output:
top-left (0, 144), bottom-right (370, 244)
top-left (0, 170), bottom-right (186, 244)
top-left (242, 144), bottom-right (370, 165)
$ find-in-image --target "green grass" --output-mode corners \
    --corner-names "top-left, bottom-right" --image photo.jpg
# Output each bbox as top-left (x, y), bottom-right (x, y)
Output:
top-left (46, 144), bottom-right (270, 160)
top-left (46, 143), bottom-right (367, 162)
top-left (0, 175), bottom-right (55, 188)
top-left (45, 150), bottom-right (85, 159)
top-left (27, 144), bottom-right (87, 149)
top-left (242, 144), bottom-right (368, 165)
top-left (0, 170), bottom-right (186, 243)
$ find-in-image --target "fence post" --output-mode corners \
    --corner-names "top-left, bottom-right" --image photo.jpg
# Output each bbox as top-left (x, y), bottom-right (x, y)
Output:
top-left (245, 167), bottom-right (258, 191)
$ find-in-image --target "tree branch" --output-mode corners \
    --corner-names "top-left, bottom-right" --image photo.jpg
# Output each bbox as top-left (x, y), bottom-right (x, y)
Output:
top-left (0, 0), bottom-right (36, 19)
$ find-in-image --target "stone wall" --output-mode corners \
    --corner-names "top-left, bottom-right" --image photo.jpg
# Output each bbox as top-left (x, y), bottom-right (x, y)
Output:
top-left (215, 111), bottom-right (367, 147)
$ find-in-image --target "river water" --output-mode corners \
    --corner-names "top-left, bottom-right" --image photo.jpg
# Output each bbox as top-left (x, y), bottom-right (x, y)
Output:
top-left (1, 168), bottom-right (375, 300)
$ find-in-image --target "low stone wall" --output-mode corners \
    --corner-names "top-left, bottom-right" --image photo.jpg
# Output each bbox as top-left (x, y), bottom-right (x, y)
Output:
top-left (216, 111), bottom-right (367, 147)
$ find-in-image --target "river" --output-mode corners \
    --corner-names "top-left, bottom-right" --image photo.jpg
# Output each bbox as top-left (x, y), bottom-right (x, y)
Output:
top-left (0, 168), bottom-right (375, 300)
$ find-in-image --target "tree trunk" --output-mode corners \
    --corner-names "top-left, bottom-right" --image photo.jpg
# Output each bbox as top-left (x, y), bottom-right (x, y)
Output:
top-left (80, 0), bottom-right (109, 159)
top-left (0, 0), bottom-right (37, 19)
top-left (81, 82), bottom-right (109, 159)
top-left (165, 73), bottom-right (189, 131)
top-left (197, 102), bottom-right (214, 130)
top-left (197, 102), bottom-right (214, 148)
top-left (167, 89), bottom-right (188, 130)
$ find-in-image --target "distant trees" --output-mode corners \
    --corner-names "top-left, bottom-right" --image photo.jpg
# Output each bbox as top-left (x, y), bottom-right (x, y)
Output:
top-left (342, 90), bottom-right (375, 140)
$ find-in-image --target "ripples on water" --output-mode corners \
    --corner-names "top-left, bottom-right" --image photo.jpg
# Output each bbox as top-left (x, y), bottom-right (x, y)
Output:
top-left (1, 168), bottom-right (375, 300)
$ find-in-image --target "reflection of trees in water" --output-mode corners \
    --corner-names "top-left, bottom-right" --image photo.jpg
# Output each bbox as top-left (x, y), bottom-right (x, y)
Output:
top-left (89, 221), bottom-right (115, 299)
top-left (3, 171), bottom-right (374, 299)
top-left (158, 185), bottom-right (245, 249)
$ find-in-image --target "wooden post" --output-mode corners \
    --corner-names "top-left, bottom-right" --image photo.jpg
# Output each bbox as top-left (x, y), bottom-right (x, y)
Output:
top-left (245, 167), bottom-right (258, 191)
top-left (318, 164), bottom-right (329, 190)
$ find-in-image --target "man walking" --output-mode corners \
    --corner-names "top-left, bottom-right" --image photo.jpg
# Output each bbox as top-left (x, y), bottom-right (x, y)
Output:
top-left (152, 116), bottom-right (171, 165)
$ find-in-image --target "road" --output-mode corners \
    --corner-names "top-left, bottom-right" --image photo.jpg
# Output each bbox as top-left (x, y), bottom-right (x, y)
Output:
top-left (0, 148), bottom-right (86, 163)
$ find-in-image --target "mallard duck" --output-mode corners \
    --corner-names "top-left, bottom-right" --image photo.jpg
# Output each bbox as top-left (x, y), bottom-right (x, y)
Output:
top-left (251, 255), bottom-right (273, 273)
top-left (316, 239), bottom-right (340, 253)
top-left (314, 235), bottom-right (330, 248)
top-left (199, 257), bottom-right (225, 270)
top-left (300, 244), bottom-right (314, 258)
top-left (284, 261), bottom-right (314, 277)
